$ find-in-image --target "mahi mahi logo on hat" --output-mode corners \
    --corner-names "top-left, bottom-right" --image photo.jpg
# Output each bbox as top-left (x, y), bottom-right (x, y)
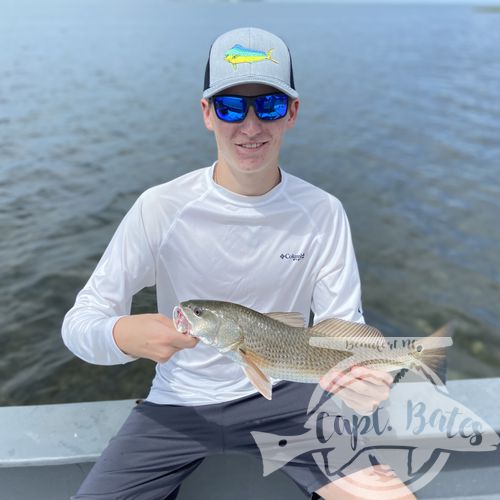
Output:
top-left (224, 44), bottom-right (278, 70)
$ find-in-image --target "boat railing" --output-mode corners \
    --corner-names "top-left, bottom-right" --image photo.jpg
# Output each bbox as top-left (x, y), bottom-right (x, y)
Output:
top-left (1, 378), bottom-right (499, 499)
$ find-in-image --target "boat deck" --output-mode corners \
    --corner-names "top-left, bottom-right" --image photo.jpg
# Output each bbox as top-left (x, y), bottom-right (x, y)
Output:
top-left (1, 378), bottom-right (499, 499)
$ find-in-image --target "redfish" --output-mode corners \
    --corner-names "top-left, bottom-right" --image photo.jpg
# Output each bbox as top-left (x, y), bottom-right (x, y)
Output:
top-left (173, 300), bottom-right (453, 400)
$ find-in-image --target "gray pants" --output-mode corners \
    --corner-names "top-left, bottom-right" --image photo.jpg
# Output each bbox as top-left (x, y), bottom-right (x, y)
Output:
top-left (74, 381), bottom-right (358, 499)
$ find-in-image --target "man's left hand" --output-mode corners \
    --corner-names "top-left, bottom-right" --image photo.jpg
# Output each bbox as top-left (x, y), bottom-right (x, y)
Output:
top-left (319, 366), bottom-right (393, 415)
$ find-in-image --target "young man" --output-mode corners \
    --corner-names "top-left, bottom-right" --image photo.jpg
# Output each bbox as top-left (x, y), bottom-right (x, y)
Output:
top-left (63, 27), bottom-right (415, 499)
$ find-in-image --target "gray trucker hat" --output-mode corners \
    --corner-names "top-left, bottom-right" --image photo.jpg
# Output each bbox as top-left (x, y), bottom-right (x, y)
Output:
top-left (203, 27), bottom-right (298, 99)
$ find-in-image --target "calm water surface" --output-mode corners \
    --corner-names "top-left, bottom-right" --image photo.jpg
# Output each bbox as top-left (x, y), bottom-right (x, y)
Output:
top-left (1, 0), bottom-right (499, 405)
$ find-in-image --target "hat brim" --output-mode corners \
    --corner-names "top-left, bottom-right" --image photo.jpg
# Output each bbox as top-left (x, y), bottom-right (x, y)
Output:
top-left (202, 75), bottom-right (299, 99)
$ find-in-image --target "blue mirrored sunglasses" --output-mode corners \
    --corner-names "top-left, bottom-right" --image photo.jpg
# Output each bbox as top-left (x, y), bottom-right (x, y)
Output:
top-left (212, 93), bottom-right (289, 123)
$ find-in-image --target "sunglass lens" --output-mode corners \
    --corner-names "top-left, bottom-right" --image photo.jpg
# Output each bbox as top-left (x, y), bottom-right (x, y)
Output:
top-left (214, 96), bottom-right (246, 122)
top-left (255, 94), bottom-right (288, 120)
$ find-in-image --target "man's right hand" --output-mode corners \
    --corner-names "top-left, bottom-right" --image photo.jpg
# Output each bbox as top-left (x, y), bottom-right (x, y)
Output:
top-left (112, 313), bottom-right (198, 363)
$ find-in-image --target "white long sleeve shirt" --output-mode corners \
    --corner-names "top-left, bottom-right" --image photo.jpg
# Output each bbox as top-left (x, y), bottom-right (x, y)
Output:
top-left (62, 164), bottom-right (364, 405)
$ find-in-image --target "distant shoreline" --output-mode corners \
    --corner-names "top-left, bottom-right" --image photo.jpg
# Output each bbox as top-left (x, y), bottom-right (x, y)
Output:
top-left (476, 5), bottom-right (500, 11)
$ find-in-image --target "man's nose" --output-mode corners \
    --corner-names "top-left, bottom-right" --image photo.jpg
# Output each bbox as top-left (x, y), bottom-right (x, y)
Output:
top-left (239, 106), bottom-right (263, 135)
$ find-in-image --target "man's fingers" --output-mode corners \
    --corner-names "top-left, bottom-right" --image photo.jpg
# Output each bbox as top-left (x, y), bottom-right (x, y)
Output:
top-left (320, 370), bottom-right (347, 394)
top-left (320, 366), bottom-right (393, 391)
top-left (155, 314), bottom-right (176, 328)
top-left (320, 367), bottom-right (392, 406)
top-left (169, 331), bottom-right (199, 349)
top-left (320, 368), bottom-right (362, 393)
top-left (351, 366), bottom-right (394, 387)
top-left (336, 388), bottom-right (383, 414)
top-left (152, 314), bottom-right (198, 348)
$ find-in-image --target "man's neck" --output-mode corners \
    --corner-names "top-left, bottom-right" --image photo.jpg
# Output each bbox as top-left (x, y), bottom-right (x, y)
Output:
top-left (213, 162), bottom-right (281, 196)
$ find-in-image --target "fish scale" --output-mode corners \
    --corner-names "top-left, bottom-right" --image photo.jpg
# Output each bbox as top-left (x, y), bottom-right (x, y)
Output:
top-left (175, 300), bottom-right (452, 399)
top-left (235, 307), bottom-right (354, 382)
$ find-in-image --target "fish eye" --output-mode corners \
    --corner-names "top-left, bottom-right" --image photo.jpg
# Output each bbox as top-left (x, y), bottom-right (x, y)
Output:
top-left (193, 307), bottom-right (203, 317)
top-left (416, 344), bottom-right (423, 353)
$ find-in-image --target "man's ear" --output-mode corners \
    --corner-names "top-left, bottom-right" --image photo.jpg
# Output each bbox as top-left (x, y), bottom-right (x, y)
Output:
top-left (201, 98), bottom-right (214, 131)
top-left (286, 98), bottom-right (299, 129)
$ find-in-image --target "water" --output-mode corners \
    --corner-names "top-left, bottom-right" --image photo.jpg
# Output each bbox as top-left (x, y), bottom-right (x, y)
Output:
top-left (1, 0), bottom-right (499, 405)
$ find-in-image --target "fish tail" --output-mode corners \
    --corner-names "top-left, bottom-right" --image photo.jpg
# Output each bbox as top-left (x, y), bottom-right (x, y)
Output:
top-left (418, 350), bottom-right (447, 385)
top-left (415, 321), bottom-right (456, 384)
top-left (267, 48), bottom-right (279, 64)
top-left (250, 431), bottom-right (295, 476)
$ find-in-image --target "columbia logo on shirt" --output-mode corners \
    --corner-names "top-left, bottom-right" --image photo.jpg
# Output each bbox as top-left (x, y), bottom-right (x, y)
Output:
top-left (280, 252), bottom-right (305, 262)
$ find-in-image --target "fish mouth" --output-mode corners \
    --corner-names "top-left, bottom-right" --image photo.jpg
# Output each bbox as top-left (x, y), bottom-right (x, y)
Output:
top-left (173, 306), bottom-right (193, 336)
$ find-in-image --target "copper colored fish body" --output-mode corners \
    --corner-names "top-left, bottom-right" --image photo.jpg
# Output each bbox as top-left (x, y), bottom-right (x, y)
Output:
top-left (173, 300), bottom-right (452, 400)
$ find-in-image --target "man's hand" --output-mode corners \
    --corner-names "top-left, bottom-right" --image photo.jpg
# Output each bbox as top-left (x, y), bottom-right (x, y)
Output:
top-left (319, 366), bottom-right (393, 415)
top-left (113, 313), bottom-right (198, 363)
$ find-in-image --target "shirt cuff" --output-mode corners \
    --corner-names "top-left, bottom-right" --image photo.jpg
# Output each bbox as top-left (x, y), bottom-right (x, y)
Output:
top-left (104, 315), bottom-right (138, 364)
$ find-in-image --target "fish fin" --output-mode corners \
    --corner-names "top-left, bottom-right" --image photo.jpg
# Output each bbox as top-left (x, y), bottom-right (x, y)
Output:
top-left (416, 322), bottom-right (456, 385)
top-left (414, 354), bottom-right (447, 385)
top-left (232, 63), bottom-right (237, 70)
top-left (418, 322), bottom-right (455, 349)
top-left (311, 318), bottom-right (384, 339)
top-left (240, 349), bottom-right (272, 400)
top-left (308, 318), bottom-right (385, 350)
top-left (267, 48), bottom-right (279, 64)
top-left (265, 312), bottom-right (306, 328)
